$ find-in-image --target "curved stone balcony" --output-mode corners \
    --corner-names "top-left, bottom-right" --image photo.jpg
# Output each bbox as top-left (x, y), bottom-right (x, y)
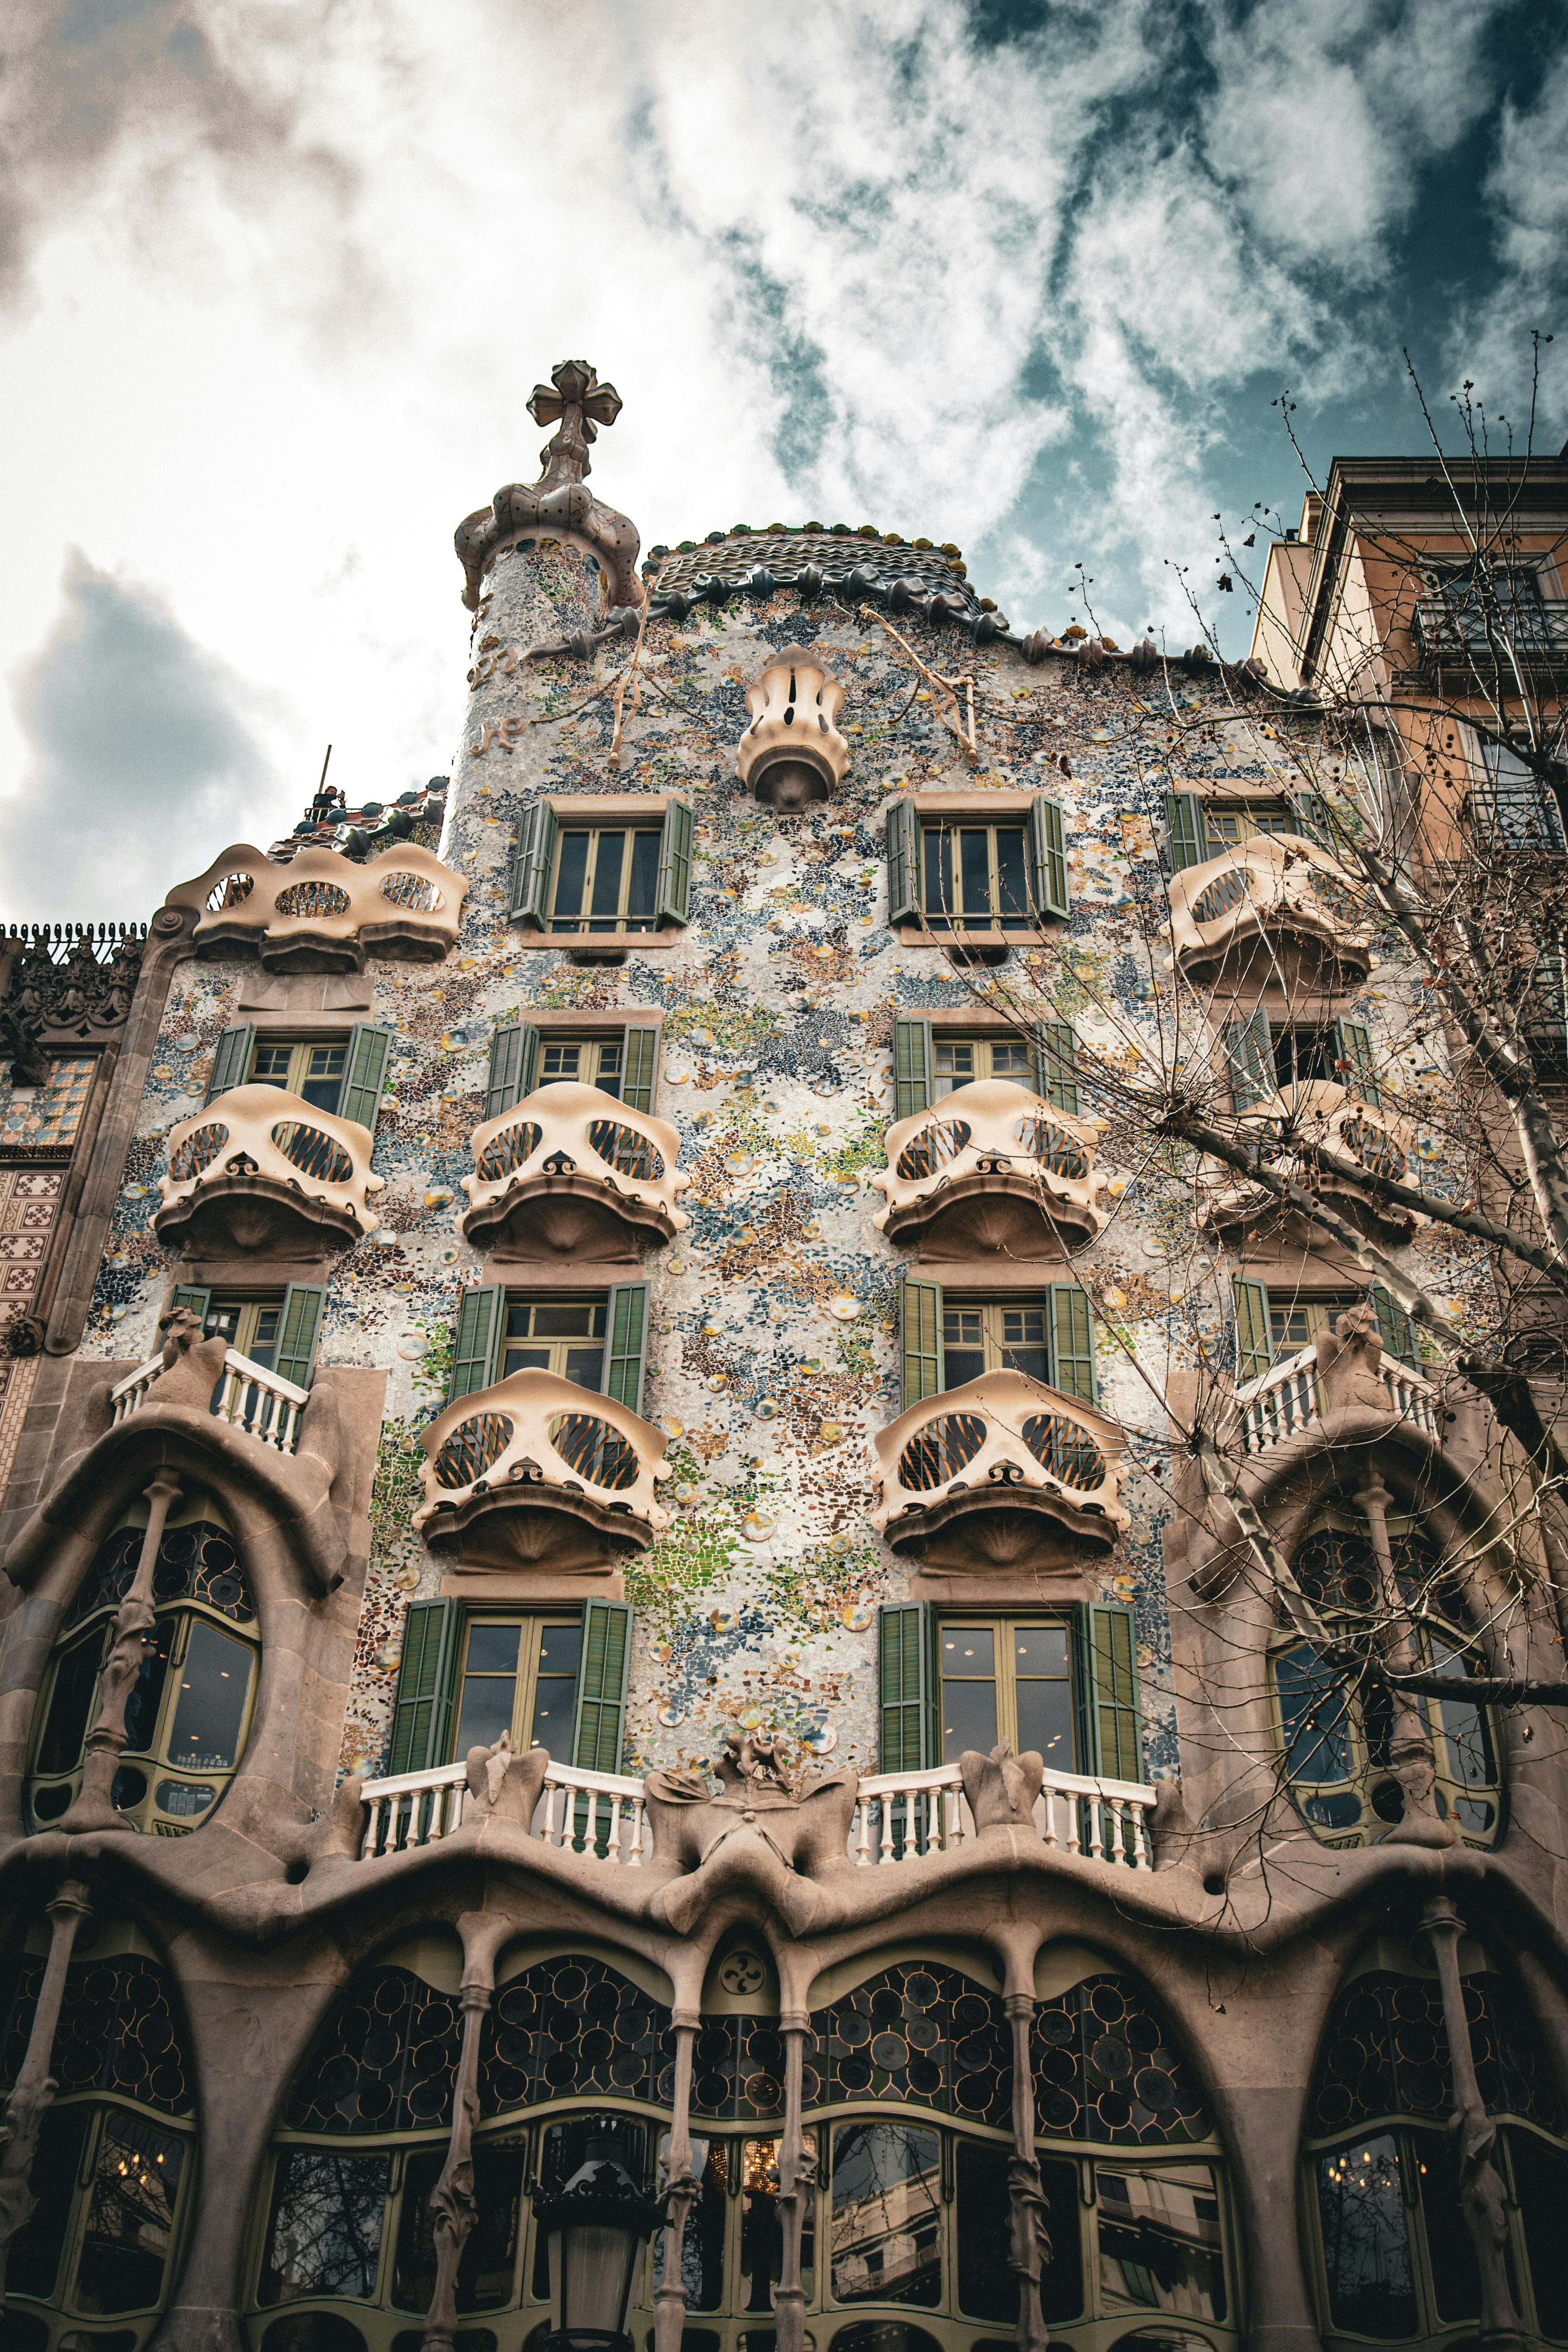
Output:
top-left (154, 1084), bottom-right (385, 1258)
top-left (168, 841), bottom-right (465, 970)
top-left (870, 1368), bottom-right (1130, 1573)
top-left (1169, 834), bottom-right (1372, 991)
top-left (1200, 1082), bottom-right (1419, 1246)
top-left (460, 1083), bottom-right (691, 1262)
top-left (412, 1367), bottom-right (672, 1570)
top-left (871, 1079), bottom-right (1108, 1258)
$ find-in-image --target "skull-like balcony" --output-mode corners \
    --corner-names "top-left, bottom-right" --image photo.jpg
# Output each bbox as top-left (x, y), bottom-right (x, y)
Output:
top-left (413, 1368), bottom-right (672, 1570)
top-left (870, 1369), bottom-right (1130, 1573)
top-left (154, 1084), bottom-right (385, 1259)
top-left (461, 1083), bottom-right (691, 1263)
top-left (871, 1080), bottom-right (1108, 1259)
top-left (170, 842), bottom-right (465, 971)
top-left (1199, 1083), bottom-right (1419, 1248)
top-left (1169, 834), bottom-right (1372, 992)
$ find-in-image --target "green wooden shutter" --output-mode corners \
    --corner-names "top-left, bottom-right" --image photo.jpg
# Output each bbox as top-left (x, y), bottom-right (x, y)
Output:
top-left (1232, 1277), bottom-right (1273, 1385)
top-left (1164, 792), bottom-right (1208, 872)
top-left (1075, 1603), bottom-right (1142, 1783)
top-left (886, 799), bottom-right (919, 925)
top-left (1333, 1019), bottom-right (1382, 1108)
top-left (898, 1275), bottom-right (944, 1409)
top-left (1369, 1282), bottom-right (1421, 1369)
top-left (206, 1023), bottom-right (255, 1104)
top-left (878, 1603), bottom-right (933, 1773)
top-left (621, 1027), bottom-right (660, 1114)
top-left (604, 1283), bottom-right (649, 1415)
top-left (1029, 795), bottom-right (1070, 919)
top-left (169, 1284), bottom-right (211, 1328)
top-left (449, 1283), bottom-right (505, 1401)
top-left (656, 801), bottom-right (693, 926)
top-left (274, 1283), bottom-right (327, 1387)
top-left (485, 1022), bottom-right (539, 1118)
top-left (387, 1597), bottom-right (461, 1775)
top-left (1289, 790), bottom-right (1326, 844)
top-left (339, 1024), bottom-right (396, 1134)
top-left (1048, 1285), bottom-right (1097, 1403)
top-left (1225, 1005), bottom-right (1275, 1111)
top-left (893, 1018), bottom-right (935, 1121)
top-left (509, 801), bottom-right (558, 926)
top-left (1034, 1021), bottom-right (1079, 1114)
top-left (572, 1600), bottom-right (632, 1774)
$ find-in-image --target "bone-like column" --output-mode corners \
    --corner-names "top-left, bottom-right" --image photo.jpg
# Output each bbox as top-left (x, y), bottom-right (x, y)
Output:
top-left (1004, 1989), bottom-right (1051, 2352)
top-left (653, 2009), bottom-right (699, 2352)
top-left (420, 1964), bottom-right (494, 2352)
top-left (1420, 1897), bottom-right (1529, 2352)
top-left (59, 1471), bottom-right (182, 1833)
top-left (0, 1878), bottom-right (92, 2297)
top-left (771, 2009), bottom-right (814, 2352)
top-left (1353, 1475), bottom-right (1452, 1847)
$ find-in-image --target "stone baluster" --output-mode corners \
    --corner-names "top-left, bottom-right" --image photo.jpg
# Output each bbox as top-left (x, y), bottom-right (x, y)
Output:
top-left (59, 1471), bottom-right (181, 1833)
top-left (420, 1938), bottom-right (497, 2352)
top-left (1004, 1989), bottom-right (1051, 2352)
top-left (771, 2009), bottom-right (814, 2352)
top-left (1421, 1898), bottom-right (1529, 2352)
top-left (1353, 1476), bottom-right (1452, 1847)
top-left (0, 1879), bottom-right (92, 2303)
top-left (653, 2010), bottom-right (699, 2352)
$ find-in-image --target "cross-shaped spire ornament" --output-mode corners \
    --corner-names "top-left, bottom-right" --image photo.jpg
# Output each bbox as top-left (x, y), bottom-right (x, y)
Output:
top-left (527, 360), bottom-right (624, 490)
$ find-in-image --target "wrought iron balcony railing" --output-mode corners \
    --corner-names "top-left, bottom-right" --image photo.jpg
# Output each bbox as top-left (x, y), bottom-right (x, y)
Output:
top-left (168, 841), bottom-right (465, 971)
top-left (872, 1078), bottom-right (1107, 1257)
top-left (109, 1345), bottom-right (311, 1454)
top-left (1412, 596), bottom-right (1568, 677)
top-left (154, 1084), bottom-right (385, 1258)
top-left (870, 1368), bottom-right (1129, 1571)
top-left (1200, 1082), bottom-right (1418, 1246)
top-left (461, 1082), bottom-right (691, 1261)
top-left (1168, 834), bottom-right (1371, 992)
top-left (412, 1366), bottom-right (672, 1568)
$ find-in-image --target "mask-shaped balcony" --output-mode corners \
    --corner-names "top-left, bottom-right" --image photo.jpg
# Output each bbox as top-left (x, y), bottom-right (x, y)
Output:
top-left (169, 842), bottom-right (465, 971)
top-left (460, 1083), bottom-right (691, 1263)
top-left (870, 1368), bottom-right (1129, 1573)
top-left (1168, 834), bottom-right (1372, 992)
top-left (1199, 1082), bottom-right (1419, 1247)
top-left (154, 1084), bottom-right (385, 1258)
top-left (871, 1080), bottom-right (1109, 1259)
top-left (412, 1367), bottom-right (672, 1570)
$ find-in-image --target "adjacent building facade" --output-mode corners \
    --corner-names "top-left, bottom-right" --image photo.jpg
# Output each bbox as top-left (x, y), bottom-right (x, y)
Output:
top-left (1, 372), bottom-right (1567, 2352)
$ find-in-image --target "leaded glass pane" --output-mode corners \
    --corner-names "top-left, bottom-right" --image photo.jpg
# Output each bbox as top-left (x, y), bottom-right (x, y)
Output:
top-left (259, 2151), bottom-right (391, 2304)
top-left (1314, 2135), bottom-right (1416, 2339)
top-left (829, 2122), bottom-right (941, 2307)
top-left (1032, 1976), bottom-right (1207, 2146)
top-left (75, 2111), bottom-right (186, 2313)
top-left (809, 1965), bottom-right (1010, 2127)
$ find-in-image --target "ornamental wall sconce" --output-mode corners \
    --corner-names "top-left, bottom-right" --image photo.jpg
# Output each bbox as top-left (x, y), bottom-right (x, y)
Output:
top-left (734, 645), bottom-right (849, 809)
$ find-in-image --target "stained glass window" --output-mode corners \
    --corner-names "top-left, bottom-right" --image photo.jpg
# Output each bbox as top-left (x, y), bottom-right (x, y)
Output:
top-left (1032, 1975), bottom-right (1208, 2145)
top-left (808, 1964), bottom-right (1011, 2128)
top-left (480, 1958), bottom-right (671, 2115)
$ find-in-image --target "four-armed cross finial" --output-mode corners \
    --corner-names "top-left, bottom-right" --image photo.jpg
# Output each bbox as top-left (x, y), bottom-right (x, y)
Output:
top-left (527, 359), bottom-right (623, 490)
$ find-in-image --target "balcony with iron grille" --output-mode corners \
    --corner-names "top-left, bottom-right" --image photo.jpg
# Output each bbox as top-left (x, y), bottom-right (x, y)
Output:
top-left (1168, 834), bottom-right (1372, 992)
top-left (870, 1369), bottom-right (1130, 1574)
top-left (154, 1083), bottom-right (386, 1258)
top-left (167, 841), bottom-right (465, 970)
top-left (1199, 1082), bottom-right (1419, 1248)
top-left (872, 1079), bottom-right (1109, 1259)
top-left (412, 1368), bottom-right (672, 1570)
top-left (1412, 595), bottom-right (1568, 681)
top-left (460, 1083), bottom-right (691, 1263)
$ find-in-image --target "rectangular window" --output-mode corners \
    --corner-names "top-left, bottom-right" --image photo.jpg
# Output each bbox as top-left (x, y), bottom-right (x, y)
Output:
top-left (499, 1296), bottom-right (608, 1390)
top-left (1475, 739), bottom-right (1565, 849)
top-left (1201, 799), bottom-right (1294, 845)
top-left (829, 2121), bottom-right (942, 2308)
top-left (1096, 2161), bottom-right (1227, 2326)
top-left (937, 1617), bottom-right (1074, 1767)
top-left (1314, 2135), bottom-right (1417, 2338)
top-left (1272, 1024), bottom-right (1340, 1088)
top-left (538, 1035), bottom-right (625, 1096)
top-left (1268, 1292), bottom-right (1361, 1363)
top-left (249, 1037), bottom-right (349, 1114)
top-left (199, 1296), bottom-right (284, 1368)
top-left (932, 1035), bottom-right (1035, 1096)
top-left (919, 821), bottom-right (1032, 929)
top-left (451, 1615), bottom-right (583, 1761)
top-left (549, 827), bottom-right (662, 934)
top-left (941, 1299), bottom-right (1052, 1387)
top-left (259, 2149), bottom-right (391, 2305)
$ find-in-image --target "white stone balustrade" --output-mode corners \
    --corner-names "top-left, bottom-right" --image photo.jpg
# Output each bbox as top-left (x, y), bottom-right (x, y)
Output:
top-left (1234, 1340), bottom-right (1441, 1456)
top-left (359, 1755), bottom-right (649, 1862)
top-left (1168, 833), bottom-right (1372, 990)
top-left (872, 1078), bottom-right (1108, 1257)
top-left (851, 1761), bottom-right (1155, 1869)
top-left (167, 841), bottom-right (466, 970)
top-left (460, 1082), bottom-right (691, 1260)
top-left (1200, 1080), bottom-right (1419, 1245)
top-left (154, 1083), bottom-right (385, 1258)
top-left (413, 1366), bottom-right (672, 1565)
top-left (110, 1345), bottom-right (311, 1455)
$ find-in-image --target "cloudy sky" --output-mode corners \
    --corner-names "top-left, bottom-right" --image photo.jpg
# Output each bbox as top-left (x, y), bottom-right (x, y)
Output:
top-left (0, 0), bottom-right (1564, 920)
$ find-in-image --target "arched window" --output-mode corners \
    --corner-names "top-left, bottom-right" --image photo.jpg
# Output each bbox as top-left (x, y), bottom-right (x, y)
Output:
top-left (1270, 1513), bottom-right (1502, 1850)
top-left (1304, 1956), bottom-right (1568, 2346)
top-left (0, 1927), bottom-right (196, 2352)
top-left (28, 1491), bottom-right (259, 1836)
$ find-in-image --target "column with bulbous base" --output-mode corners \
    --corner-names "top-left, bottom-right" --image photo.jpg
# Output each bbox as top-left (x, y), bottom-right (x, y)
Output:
top-left (0, 1879), bottom-right (92, 2301)
top-left (1354, 1476), bottom-right (1453, 1847)
top-left (420, 1970), bottom-right (493, 2352)
top-left (1421, 1898), bottom-right (1529, 2352)
top-left (653, 2014), bottom-right (699, 2352)
top-left (58, 1472), bottom-right (182, 1834)
top-left (771, 2013), bottom-right (814, 2352)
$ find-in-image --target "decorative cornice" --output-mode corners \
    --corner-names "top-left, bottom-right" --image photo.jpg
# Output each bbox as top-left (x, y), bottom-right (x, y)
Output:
top-left (0, 927), bottom-right (146, 1085)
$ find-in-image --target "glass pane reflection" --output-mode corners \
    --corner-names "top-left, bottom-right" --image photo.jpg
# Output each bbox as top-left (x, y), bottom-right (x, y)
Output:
top-left (830, 2123), bottom-right (941, 2308)
top-left (1314, 2134), bottom-right (1416, 2339)
top-left (1096, 2162), bottom-right (1225, 2325)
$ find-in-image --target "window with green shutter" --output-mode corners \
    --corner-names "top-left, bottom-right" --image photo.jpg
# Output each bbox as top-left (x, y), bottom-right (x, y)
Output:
top-left (274, 1283), bottom-right (327, 1387)
top-left (914, 1283), bottom-right (1098, 1401)
top-left (1232, 1278), bottom-right (1273, 1385)
top-left (656, 801), bottom-right (694, 926)
top-left (1225, 1005), bottom-right (1275, 1111)
top-left (1164, 792), bottom-right (1209, 872)
top-left (620, 1026), bottom-right (660, 1113)
top-left (898, 1276), bottom-right (944, 1409)
top-left (1075, 1603), bottom-right (1143, 1783)
top-left (387, 1598), bottom-right (461, 1776)
top-left (893, 1017), bottom-right (935, 1121)
top-left (449, 1284), bottom-right (505, 1401)
top-left (485, 1023), bottom-right (539, 1118)
top-left (572, 1599), bottom-right (632, 1775)
top-left (1034, 1021), bottom-right (1080, 1113)
top-left (886, 799), bottom-right (919, 926)
top-left (878, 1603), bottom-right (933, 1773)
top-left (1333, 1018), bottom-right (1382, 1107)
top-left (206, 1024), bottom-right (256, 1105)
top-left (338, 1024), bottom-right (396, 1136)
top-left (510, 801), bottom-right (559, 926)
top-left (1029, 794), bottom-right (1070, 919)
top-left (603, 1284), bottom-right (649, 1415)
top-left (1048, 1284), bottom-right (1098, 1403)
top-left (1369, 1282), bottom-right (1421, 1369)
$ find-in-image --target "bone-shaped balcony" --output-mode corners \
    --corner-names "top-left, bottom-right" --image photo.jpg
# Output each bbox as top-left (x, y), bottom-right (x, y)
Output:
top-left (154, 1083), bottom-right (385, 1258)
top-left (460, 1083), bottom-right (691, 1262)
top-left (1200, 1082), bottom-right (1419, 1246)
top-left (1168, 834), bottom-right (1371, 991)
top-left (170, 842), bottom-right (465, 971)
top-left (871, 1079), bottom-right (1108, 1258)
top-left (870, 1368), bottom-right (1129, 1573)
top-left (412, 1368), bottom-right (672, 1570)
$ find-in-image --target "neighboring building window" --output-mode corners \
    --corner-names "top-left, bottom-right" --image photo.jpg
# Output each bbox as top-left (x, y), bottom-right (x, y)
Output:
top-left (28, 1494), bottom-right (260, 1836)
top-left (250, 1036), bottom-right (349, 1112)
top-left (0, 1055), bottom-right (95, 1152)
top-left (1474, 738), bottom-right (1566, 849)
top-left (932, 1034), bottom-right (1034, 1095)
top-left (1304, 1961), bottom-right (1568, 2345)
top-left (551, 825), bottom-right (662, 934)
top-left (936, 1617), bottom-right (1075, 1765)
top-left (539, 1034), bottom-right (625, 1095)
top-left (498, 1295), bottom-right (608, 1388)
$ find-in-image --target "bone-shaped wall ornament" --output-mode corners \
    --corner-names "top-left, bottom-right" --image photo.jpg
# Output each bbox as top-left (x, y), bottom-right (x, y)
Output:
top-left (1168, 832), bottom-right (1372, 991)
top-left (872, 1079), bottom-right (1109, 1258)
top-left (164, 841), bottom-right (465, 973)
top-left (1198, 1080), bottom-right (1421, 1246)
top-left (155, 1084), bottom-right (385, 1259)
top-left (461, 1082), bottom-right (691, 1261)
top-left (413, 1366), bottom-right (672, 1570)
